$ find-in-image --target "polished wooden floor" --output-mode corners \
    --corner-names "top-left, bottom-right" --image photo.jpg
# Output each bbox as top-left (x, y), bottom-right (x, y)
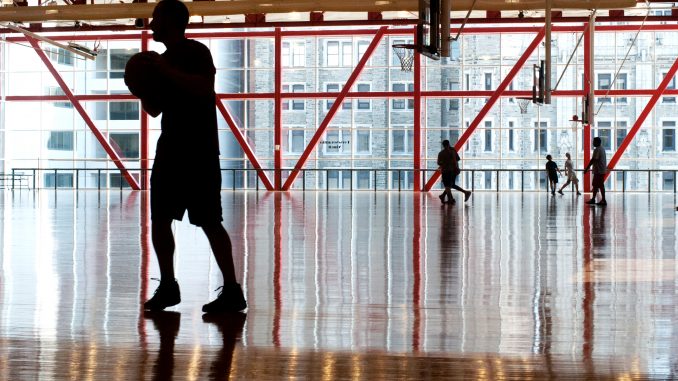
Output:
top-left (0, 190), bottom-right (677, 380)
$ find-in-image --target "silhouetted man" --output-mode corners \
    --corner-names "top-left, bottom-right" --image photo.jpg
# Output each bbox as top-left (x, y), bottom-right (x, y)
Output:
top-left (584, 136), bottom-right (608, 206)
top-left (437, 140), bottom-right (471, 204)
top-left (143, 0), bottom-right (246, 313)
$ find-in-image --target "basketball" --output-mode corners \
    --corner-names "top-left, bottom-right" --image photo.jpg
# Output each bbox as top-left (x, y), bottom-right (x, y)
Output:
top-left (124, 51), bottom-right (163, 100)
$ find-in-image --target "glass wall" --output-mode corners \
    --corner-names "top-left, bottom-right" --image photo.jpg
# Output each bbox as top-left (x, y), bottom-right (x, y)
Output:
top-left (1, 25), bottom-right (677, 190)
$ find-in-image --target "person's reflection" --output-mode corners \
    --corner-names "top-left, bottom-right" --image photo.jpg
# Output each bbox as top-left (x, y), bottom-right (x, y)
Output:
top-left (202, 312), bottom-right (247, 379)
top-left (144, 310), bottom-right (181, 381)
top-left (591, 205), bottom-right (607, 257)
top-left (439, 206), bottom-right (461, 296)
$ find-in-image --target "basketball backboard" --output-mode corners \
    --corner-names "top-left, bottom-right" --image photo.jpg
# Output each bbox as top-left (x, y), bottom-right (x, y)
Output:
top-left (417, 0), bottom-right (441, 60)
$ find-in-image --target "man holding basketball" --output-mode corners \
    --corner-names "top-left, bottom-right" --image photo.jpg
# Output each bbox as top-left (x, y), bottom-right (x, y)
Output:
top-left (136, 0), bottom-right (246, 313)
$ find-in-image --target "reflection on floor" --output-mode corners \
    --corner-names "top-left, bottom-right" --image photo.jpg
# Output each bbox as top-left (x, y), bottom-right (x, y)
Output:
top-left (0, 190), bottom-right (677, 379)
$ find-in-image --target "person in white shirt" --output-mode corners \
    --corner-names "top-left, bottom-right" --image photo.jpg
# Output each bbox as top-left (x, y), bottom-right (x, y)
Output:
top-left (557, 152), bottom-right (581, 196)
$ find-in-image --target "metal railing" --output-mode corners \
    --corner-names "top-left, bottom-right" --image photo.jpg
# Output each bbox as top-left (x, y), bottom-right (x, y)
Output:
top-left (8, 167), bottom-right (678, 193)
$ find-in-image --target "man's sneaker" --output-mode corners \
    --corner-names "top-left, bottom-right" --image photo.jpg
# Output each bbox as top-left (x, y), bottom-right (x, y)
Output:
top-left (438, 194), bottom-right (446, 204)
top-left (551, 191), bottom-right (555, 196)
top-left (464, 191), bottom-right (472, 202)
top-left (576, 192), bottom-right (582, 196)
top-left (585, 199), bottom-right (597, 205)
top-left (596, 200), bottom-right (607, 206)
top-left (557, 190), bottom-right (564, 195)
top-left (202, 283), bottom-right (247, 313)
top-left (449, 198), bottom-right (456, 204)
top-left (144, 279), bottom-right (181, 311)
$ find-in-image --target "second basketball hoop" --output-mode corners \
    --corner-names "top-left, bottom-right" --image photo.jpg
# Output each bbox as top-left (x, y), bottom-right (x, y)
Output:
top-left (392, 44), bottom-right (417, 72)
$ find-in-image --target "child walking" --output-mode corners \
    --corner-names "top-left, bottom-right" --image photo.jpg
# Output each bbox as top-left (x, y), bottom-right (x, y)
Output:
top-left (557, 152), bottom-right (581, 195)
top-left (545, 155), bottom-right (562, 196)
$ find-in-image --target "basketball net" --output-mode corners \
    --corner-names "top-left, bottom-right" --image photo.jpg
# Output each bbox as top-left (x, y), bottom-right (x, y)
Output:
top-left (517, 98), bottom-right (532, 114)
top-left (392, 44), bottom-right (415, 72)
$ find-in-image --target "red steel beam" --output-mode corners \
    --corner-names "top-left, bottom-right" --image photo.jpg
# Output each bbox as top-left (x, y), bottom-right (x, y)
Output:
top-left (216, 100), bottom-right (274, 191)
top-left (583, 22), bottom-right (592, 192)
top-left (282, 26), bottom-right (387, 191)
top-left (423, 28), bottom-right (546, 191)
top-left (274, 28), bottom-right (283, 190)
top-left (27, 36), bottom-right (141, 190)
top-left (605, 56), bottom-right (678, 177)
top-left (413, 26), bottom-right (422, 191)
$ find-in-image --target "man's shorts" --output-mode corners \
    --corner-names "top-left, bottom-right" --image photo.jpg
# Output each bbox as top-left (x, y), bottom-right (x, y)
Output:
top-left (592, 173), bottom-right (606, 189)
top-left (151, 158), bottom-right (223, 227)
top-left (441, 170), bottom-right (454, 188)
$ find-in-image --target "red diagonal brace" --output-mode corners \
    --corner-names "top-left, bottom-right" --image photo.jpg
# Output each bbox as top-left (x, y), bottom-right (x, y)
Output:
top-left (605, 56), bottom-right (678, 179)
top-left (423, 28), bottom-right (545, 191)
top-left (282, 26), bottom-right (387, 191)
top-left (216, 100), bottom-right (274, 191)
top-left (27, 37), bottom-right (141, 190)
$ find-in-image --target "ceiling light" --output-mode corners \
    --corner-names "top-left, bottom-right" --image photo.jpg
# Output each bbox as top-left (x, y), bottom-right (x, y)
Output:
top-left (375, 1), bottom-right (391, 5)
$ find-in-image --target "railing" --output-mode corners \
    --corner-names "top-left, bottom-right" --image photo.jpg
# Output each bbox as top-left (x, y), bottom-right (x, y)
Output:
top-left (9, 167), bottom-right (678, 193)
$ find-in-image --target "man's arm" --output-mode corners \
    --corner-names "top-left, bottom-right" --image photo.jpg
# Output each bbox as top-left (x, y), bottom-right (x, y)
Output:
top-left (584, 150), bottom-right (598, 173)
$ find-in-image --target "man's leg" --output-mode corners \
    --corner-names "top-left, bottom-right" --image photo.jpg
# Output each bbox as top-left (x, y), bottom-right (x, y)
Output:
top-left (202, 222), bottom-right (236, 284)
top-left (452, 174), bottom-right (472, 202)
top-left (152, 218), bottom-right (176, 281)
top-left (145, 218), bottom-right (181, 310)
top-left (202, 222), bottom-right (247, 313)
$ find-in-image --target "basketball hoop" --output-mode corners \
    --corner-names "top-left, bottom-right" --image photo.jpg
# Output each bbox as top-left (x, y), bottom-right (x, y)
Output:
top-left (517, 97), bottom-right (532, 114)
top-left (392, 43), bottom-right (417, 72)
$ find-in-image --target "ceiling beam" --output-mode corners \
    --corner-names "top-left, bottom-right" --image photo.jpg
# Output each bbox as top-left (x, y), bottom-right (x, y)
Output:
top-left (0, 0), bottom-right (638, 23)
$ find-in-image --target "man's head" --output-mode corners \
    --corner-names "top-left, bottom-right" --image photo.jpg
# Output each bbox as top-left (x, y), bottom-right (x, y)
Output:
top-left (442, 140), bottom-right (450, 148)
top-left (150, 0), bottom-right (189, 43)
top-left (593, 137), bottom-right (602, 147)
top-left (546, 154), bottom-right (552, 161)
top-left (565, 152), bottom-right (571, 159)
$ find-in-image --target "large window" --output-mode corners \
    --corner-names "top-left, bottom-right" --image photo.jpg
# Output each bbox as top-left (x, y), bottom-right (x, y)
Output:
top-left (533, 121), bottom-right (548, 152)
top-left (109, 101), bottom-right (139, 120)
top-left (354, 125), bottom-right (371, 154)
top-left (663, 72), bottom-right (676, 103)
top-left (283, 84), bottom-right (306, 111)
top-left (356, 83), bottom-right (371, 110)
top-left (326, 40), bottom-right (352, 67)
top-left (284, 127), bottom-right (305, 154)
top-left (392, 126), bottom-right (413, 155)
top-left (44, 173), bottom-right (73, 188)
top-left (616, 121), bottom-right (628, 149)
top-left (484, 120), bottom-right (493, 152)
top-left (282, 40), bottom-right (306, 67)
top-left (595, 121), bottom-right (613, 151)
top-left (46, 47), bottom-right (74, 66)
top-left (392, 83), bottom-right (414, 110)
top-left (47, 131), bottom-right (74, 151)
top-left (110, 49), bottom-right (138, 79)
top-left (323, 127), bottom-right (350, 155)
top-left (325, 83), bottom-right (351, 110)
top-left (663, 121), bottom-right (676, 152)
top-left (598, 73), bottom-right (612, 103)
top-left (109, 133), bottom-right (139, 159)
top-left (48, 87), bottom-right (72, 109)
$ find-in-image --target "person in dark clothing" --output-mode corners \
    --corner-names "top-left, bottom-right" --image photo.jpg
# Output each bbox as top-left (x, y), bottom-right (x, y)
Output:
top-left (584, 136), bottom-right (608, 206)
top-left (141, 0), bottom-right (246, 313)
top-left (437, 140), bottom-right (471, 204)
top-left (545, 154), bottom-right (561, 196)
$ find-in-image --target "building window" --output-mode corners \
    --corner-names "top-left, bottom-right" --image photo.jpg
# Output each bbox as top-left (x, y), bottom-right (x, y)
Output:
top-left (46, 47), bottom-right (74, 66)
top-left (110, 132), bottom-right (139, 159)
top-left (355, 125), bottom-right (371, 154)
top-left (617, 73), bottom-right (628, 103)
top-left (48, 87), bottom-right (72, 108)
top-left (663, 121), bottom-right (676, 152)
top-left (663, 171), bottom-right (675, 190)
top-left (327, 170), bottom-right (352, 189)
top-left (282, 40), bottom-right (306, 67)
top-left (326, 40), bottom-right (352, 67)
top-left (110, 49), bottom-right (138, 79)
top-left (356, 170), bottom-right (371, 189)
top-left (284, 128), bottom-right (305, 154)
top-left (533, 121), bottom-right (548, 152)
top-left (283, 84), bottom-right (305, 111)
top-left (595, 121), bottom-right (612, 151)
top-left (597, 73), bottom-right (612, 103)
top-left (508, 121), bottom-right (515, 152)
top-left (47, 131), bottom-right (74, 151)
top-left (449, 81), bottom-right (460, 110)
top-left (484, 73), bottom-right (492, 91)
top-left (109, 101), bottom-right (139, 120)
top-left (356, 83), bottom-right (371, 110)
top-left (323, 128), bottom-right (349, 155)
top-left (663, 72), bottom-right (676, 103)
top-left (391, 127), bottom-right (413, 154)
top-left (392, 83), bottom-right (414, 110)
top-left (464, 73), bottom-right (470, 103)
top-left (616, 121), bottom-right (628, 149)
top-left (484, 120), bottom-right (492, 152)
top-left (325, 83), bottom-right (351, 110)
top-left (44, 173), bottom-right (73, 188)
top-left (508, 81), bottom-right (515, 103)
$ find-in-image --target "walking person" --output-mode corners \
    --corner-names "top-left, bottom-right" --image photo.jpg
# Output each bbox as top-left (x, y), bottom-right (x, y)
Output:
top-left (584, 136), bottom-right (608, 206)
top-left (545, 154), bottom-right (562, 196)
top-left (139, 0), bottom-right (246, 313)
top-left (437, 140), bottom-right (472, 204)
top-left (557, 152), bottom-right (581, 195)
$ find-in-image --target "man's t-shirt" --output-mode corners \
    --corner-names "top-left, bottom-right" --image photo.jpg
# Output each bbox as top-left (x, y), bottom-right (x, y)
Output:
top-left (592, 146), bottom-right (608, 175)
top-left (437, 148), bottom-right (460, 172)
top-left (156, 38), bottom-right (219, 164)
top-left (546, 161), bottom-right (558, 175)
